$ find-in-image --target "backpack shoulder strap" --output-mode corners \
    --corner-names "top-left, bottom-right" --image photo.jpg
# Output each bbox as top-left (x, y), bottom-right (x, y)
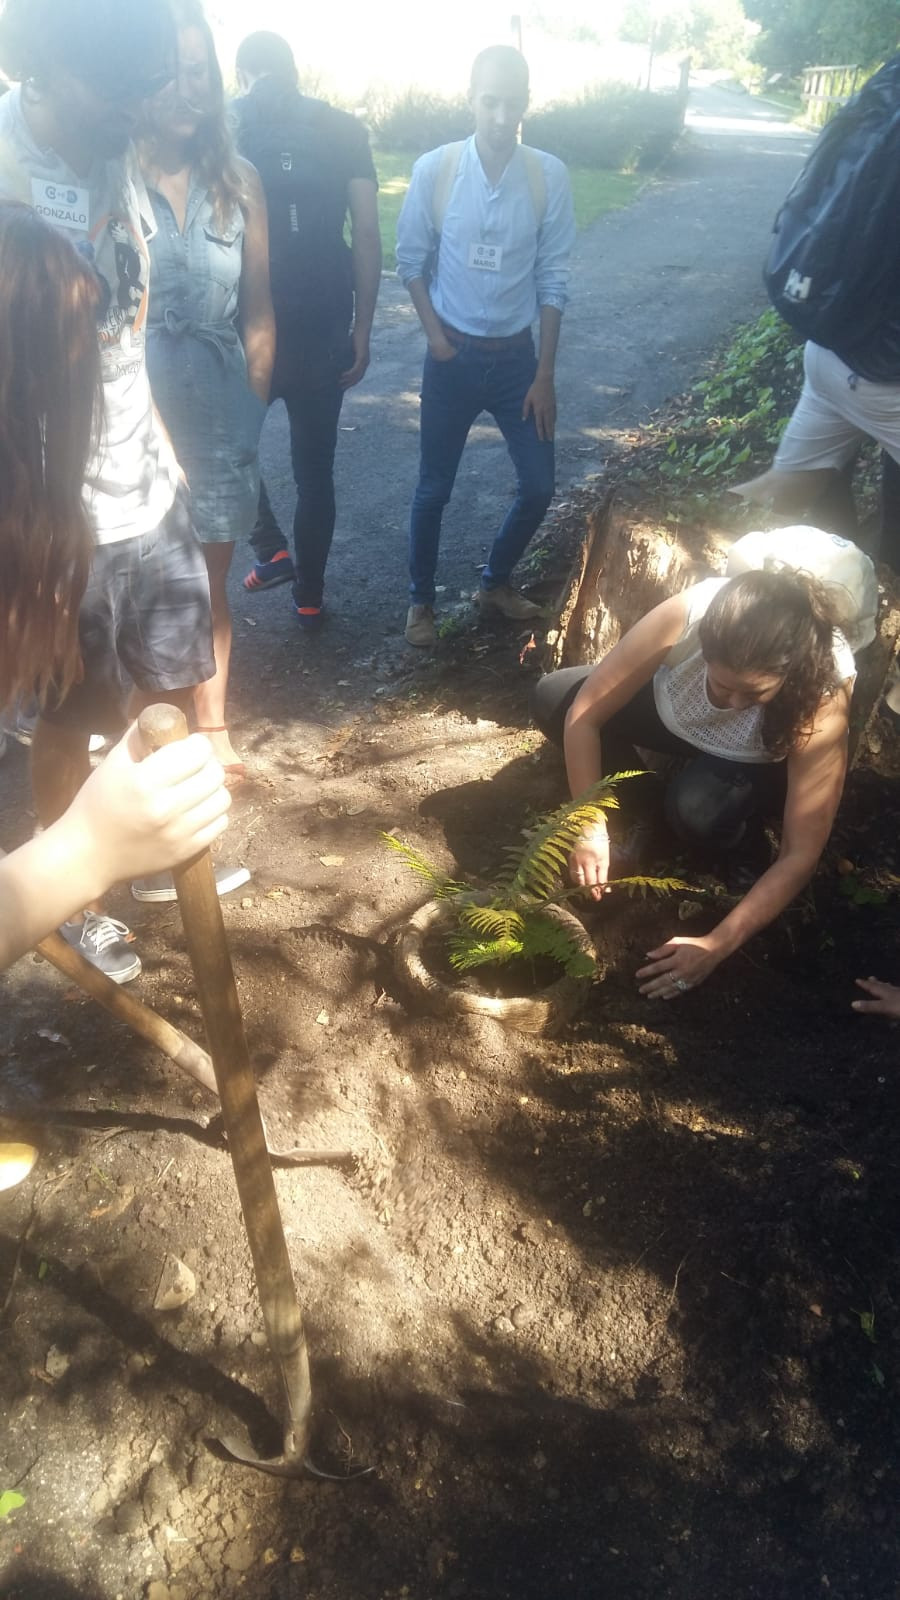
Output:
top-left (431, 141), bottom-right (466, 234)
top-left (430, 140), bottom-right (548, 235)
top-left (519, 145), bottom-right (547, 227)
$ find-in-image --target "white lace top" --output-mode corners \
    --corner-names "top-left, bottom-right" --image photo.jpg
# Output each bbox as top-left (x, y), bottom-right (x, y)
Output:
top-left (652, 579), bottom-right (856, 765)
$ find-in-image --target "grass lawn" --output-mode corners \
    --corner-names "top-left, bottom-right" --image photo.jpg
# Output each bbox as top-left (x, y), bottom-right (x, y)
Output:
top-left (373, 147), bottom-right (642, 265)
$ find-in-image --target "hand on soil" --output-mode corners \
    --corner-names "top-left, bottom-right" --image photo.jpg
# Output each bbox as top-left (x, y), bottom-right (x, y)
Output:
top-left (852, 976), bottom-right (900, 1018)
top-left (636, 934), bottom-right (722, 998)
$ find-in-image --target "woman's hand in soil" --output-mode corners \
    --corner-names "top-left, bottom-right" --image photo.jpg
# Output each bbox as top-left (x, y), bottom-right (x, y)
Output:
top-left (569, 821), bottom-right (610, 901)
top-left (852, 977), bottom-right (900, 1019)
top-left (636, 934), bottom-right (723, 999)
top-left (67, 723), bottom-right (231, 888)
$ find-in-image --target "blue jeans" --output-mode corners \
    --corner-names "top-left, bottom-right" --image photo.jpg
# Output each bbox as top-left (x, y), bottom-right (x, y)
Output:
top-left (408, 339), bottom-right (555, 605)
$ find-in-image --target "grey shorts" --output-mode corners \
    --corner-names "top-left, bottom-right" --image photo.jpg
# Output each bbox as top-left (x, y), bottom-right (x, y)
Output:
top-left (775, 341), bottom-right (900, 472)
top-left (42, 485), bottom-right (215, 736)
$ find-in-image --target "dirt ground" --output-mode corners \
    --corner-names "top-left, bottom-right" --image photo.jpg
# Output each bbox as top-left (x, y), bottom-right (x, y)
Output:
top-left (2, 477), bottom-right (900, 1600)
top-left (2, 94), bottom-right (899, 1600)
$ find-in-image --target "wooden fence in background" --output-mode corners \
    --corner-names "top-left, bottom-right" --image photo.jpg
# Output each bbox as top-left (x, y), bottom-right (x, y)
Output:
top-left (801, 64), bottom-right (867, 126)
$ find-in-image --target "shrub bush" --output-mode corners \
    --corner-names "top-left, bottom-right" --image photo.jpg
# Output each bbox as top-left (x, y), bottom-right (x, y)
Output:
top-left (367, 83), bottom-right (683, 170)
top-left (524, 86), bottom-right (684, 171)
top-left (368, 90), bottom-right (472, 155)
top-left (658, 311), bottom-right (804, 482)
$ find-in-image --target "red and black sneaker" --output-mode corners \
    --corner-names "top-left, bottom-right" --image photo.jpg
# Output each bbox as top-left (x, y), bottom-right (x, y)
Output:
top-left (243, 549), bottom-right (295, 591)
top-left (294, 603), bottom-right (325, 631)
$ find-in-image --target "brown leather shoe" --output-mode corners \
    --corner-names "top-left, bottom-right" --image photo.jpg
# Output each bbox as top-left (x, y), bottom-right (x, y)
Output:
top-left (405, 603), bottom-right (436, 647)
top-left (475, 584), bottom-right (543, 621)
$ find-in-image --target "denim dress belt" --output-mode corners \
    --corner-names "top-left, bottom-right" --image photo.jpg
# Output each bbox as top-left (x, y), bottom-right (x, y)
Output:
top-left (161, 306), bottom-right (241, 363)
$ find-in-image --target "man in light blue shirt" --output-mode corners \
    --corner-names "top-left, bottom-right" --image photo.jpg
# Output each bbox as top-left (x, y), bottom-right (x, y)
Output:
top-left (396, 45), bottom-right (576, 647)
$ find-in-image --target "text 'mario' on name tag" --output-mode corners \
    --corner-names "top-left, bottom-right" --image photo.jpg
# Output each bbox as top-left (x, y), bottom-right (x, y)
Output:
top-left (468, 242), bottom-right (503, 272)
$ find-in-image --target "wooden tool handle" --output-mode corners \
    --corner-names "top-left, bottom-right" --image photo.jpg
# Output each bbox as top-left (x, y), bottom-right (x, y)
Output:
top-left (138, 702), bottom-right (191, 752)
top-left (136, 705), bottom-right (311, 1457)
top-left (0, 836), bottom-right (217, 1095)
top-left (36, 925), bottom-right (217, 1094)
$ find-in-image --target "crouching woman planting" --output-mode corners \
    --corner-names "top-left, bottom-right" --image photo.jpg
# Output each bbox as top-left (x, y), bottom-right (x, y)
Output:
top-left (533, 569), bottom-right (852, 1000)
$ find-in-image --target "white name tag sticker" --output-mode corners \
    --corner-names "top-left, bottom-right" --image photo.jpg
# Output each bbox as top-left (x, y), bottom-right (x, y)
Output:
top-left (468, 241), bottom-right (503, 272)
top-left (31, 178), bottom-right (90, 232)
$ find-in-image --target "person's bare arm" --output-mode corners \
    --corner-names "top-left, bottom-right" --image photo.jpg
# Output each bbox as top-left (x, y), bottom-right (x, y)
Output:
top-left (396, 154), bottom-right (457, 361)
top-left (562, 594), bottom-right (688, 895)
top-left (522, 304), bottom-right (562, 442)
top-left (0, 727), bottom-right (229, 970)
top-left (341, 177), bottom-right (382, 388)
top-left (237, 160), bottom-right (276, 402)
top-left (637, 684), bottom-right (851, 997)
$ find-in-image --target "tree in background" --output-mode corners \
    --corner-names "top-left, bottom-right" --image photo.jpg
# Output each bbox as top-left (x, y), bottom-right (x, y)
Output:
top-left (620, 1), bottom-right (688, 56)
top-left (683, 0), bottom-right (751, 68)
top-left (819, 0), bottom-right (899, 68)
top-left (745, 0), bottom-right (899, 75)
top-left (620, 0), bottom-right (751, 71)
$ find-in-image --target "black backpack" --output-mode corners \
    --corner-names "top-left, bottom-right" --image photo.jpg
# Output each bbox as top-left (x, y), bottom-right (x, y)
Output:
top-left (764, 56), bottom-right (900, 354)
top-left (234, 85), bottom-right (353, 325)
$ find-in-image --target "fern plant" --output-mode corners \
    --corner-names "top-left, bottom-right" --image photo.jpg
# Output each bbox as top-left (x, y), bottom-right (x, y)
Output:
top-left (384, 774), bottom-right (688, 981)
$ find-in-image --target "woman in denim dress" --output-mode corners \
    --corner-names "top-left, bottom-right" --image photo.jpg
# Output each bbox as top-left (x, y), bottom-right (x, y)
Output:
top-left (139, 0), bottom-right (274, 781)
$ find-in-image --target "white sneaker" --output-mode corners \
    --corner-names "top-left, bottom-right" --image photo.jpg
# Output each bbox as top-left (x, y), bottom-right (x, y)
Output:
top-left (60, 912), bottom-right (141, 984)
top-left (131, 863), bottom-right (251, 903)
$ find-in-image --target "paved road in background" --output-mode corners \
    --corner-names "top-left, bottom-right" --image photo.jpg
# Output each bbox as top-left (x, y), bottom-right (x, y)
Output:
top-left (250, 85), bottom-right (813, 646)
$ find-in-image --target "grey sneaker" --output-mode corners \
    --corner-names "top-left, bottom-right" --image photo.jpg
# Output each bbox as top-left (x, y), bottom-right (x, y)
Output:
top-left (475, 584), bottom-right (543, 621)
top-left (60, 912), bottom-right (141, 984)
top-left (131, 863), bottom-right (251, 903)
top-left (405, 603), bottom-right (436, 648)
top-left (2, 705), bottom-right (104, 751)
top-left (4, 703), bottom-right (36, 745)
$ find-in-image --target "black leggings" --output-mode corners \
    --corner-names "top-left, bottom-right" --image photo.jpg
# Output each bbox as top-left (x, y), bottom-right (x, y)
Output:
top-left (532, 669), bottom-right (787, 851)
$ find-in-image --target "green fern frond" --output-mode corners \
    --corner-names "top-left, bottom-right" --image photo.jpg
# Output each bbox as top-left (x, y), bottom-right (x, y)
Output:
top-left (385, 778), bottom-right (669, 985)
top-left (381, 833), bottom-right (465, 899)
top-left (456, 901), bottom-right (525, 942)
top-left (502, 773), bottom-right (645, 904)
top-left (449, 911), bottom-right (598, 978)
top-left (500, 841), bottom-right (567, 902)
top-left (598, 769), bottom-right (645, 784)
top-left (518, 912), bottom-right (598, 979)
top-left (613, 874), bottom-right (693, 898)
top-left (447, 932), bottom-right (525, 971)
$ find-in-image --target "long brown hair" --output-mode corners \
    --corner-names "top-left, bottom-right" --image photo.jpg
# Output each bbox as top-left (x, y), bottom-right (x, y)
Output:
top-left (0, 203), bottom-right (102, 708)
top-left (138, 0), bottom-right (247, 227)
top-left (698, 569), bottom-right (843, 759)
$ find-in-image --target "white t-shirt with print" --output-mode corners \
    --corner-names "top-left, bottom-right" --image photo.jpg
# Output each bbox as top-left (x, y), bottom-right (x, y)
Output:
top-left (0, 87), bottom-right (179, 544)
